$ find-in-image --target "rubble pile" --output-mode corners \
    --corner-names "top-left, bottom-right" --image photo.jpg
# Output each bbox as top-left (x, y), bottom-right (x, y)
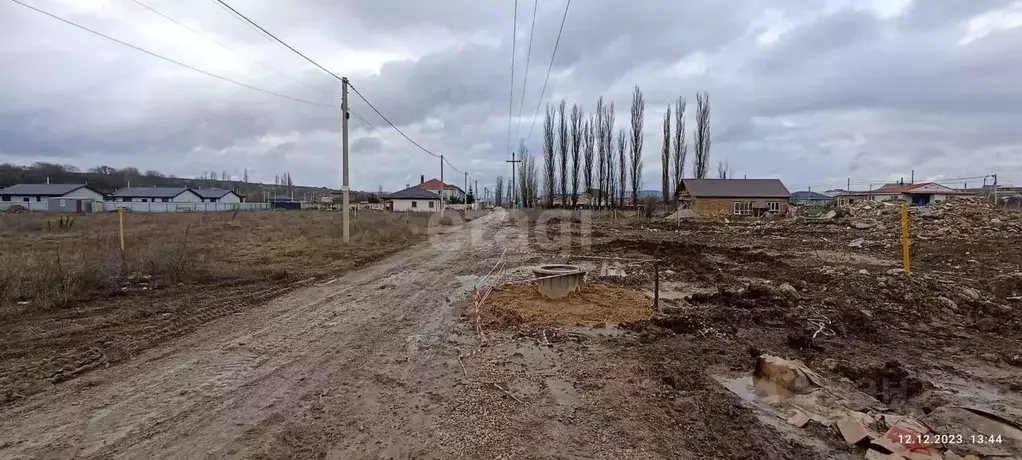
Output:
top-left (829, 197), bottom-right (1022, 239)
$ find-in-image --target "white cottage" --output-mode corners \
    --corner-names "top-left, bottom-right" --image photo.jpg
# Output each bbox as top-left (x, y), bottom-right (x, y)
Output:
top-left (0, 184), bottom-right (104, 203)
top-left (383, 186), bottom-right (440, 212)
top-left (109, 187), bottom-right (202, 203)
top-left (194, 188), bottom-right (244, 203)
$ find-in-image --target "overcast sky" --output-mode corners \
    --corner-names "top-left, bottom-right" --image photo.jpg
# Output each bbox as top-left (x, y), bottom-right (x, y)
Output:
top-left (2, 0), bottom-right (1021, 193)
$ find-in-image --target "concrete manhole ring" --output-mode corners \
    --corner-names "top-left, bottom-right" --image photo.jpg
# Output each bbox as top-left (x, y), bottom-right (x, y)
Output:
top-left (533, 264), bottom-right (586, 299)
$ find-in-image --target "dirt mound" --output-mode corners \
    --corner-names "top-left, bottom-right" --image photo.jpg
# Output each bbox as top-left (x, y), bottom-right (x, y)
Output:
top-left (481, 283), bottom-right (651, 327)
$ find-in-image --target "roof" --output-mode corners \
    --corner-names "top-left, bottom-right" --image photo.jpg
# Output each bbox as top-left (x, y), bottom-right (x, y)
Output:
top-left (384, 186), bottom-right (441, 200)
top-left (0, 184), bottom-right (96, 196)
top-left (679, 179), bottom-right (790, 198)
top-left (791, 191), bottom-right (833, 201)
top-left (111, 187), bottom-right (193, 198)
top-left (420, 179), bottom-right (464, 193)
top-left (194, 188), bottom-right (243, 199)
top-left (868, 183), bottom-right (923, 194)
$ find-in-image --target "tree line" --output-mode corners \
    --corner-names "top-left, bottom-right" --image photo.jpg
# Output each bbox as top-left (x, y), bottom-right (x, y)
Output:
top-left (491, 87), bottom-right (717, 208)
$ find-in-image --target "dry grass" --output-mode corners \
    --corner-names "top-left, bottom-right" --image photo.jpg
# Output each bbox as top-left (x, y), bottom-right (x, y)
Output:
top-left (481, 282), bottom-right (652, 327)
top-left (0, 210), bottom-right (435, 311)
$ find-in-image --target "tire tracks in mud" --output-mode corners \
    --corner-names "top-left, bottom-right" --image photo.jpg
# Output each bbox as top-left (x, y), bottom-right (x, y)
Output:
top-left (0, 211), bottom-right (507, 459)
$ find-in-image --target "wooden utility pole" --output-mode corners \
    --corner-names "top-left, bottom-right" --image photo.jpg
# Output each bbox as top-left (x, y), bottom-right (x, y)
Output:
top-left (506, 151), bottom-right (521, 208)
top-left (341, 77), bottom-right (350, 243)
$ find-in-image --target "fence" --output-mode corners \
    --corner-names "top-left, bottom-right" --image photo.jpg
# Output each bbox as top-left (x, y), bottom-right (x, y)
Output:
top-left (100, 202), bottom-right (271, 213)
top-left (0, 201), bottom-right (49, 212)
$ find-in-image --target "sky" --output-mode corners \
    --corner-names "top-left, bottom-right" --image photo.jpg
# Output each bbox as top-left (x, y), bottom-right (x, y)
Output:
top-left (2, 0), bottom-right (1022, 194)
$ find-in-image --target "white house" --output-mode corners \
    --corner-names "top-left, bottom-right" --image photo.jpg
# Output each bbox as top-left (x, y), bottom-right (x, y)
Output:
top-left (0, 184), bottom-right (105, 203)
top-left (865, 182), bottom-right (971, 206)
top-left (194, 188), bottom-right (244, 203)
top-left (109, 187), bottom-right (203, 203)
top-left (383, 186), bottom-right (440, 212)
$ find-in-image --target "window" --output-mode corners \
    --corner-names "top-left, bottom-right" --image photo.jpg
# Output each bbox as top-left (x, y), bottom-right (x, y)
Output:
top-left (60, 199), bottom-right (66, 207)
top-left (411, 201), bottom-right (418, 208)
top-left (1, 196), bottom-right (9, 202)
top-left (162, 198), bottom-right (170, 203)
top-left (23, 197), bottom-right (30, 202)
top-left (768, 201), bottom-right (780, 212)
top-left (733, 201), bottom-right (752, 215)
top-left (123, 197), bottom-right (132, 202)
top-left (36, 196), bottom-right (41, 202)
top-left (429, 201), bottom-right (435, 208)
top-left (141, 199), bottom-right (148, 203)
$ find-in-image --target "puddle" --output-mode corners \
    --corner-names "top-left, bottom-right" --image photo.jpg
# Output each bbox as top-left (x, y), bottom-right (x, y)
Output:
top-left (544, 377), bottom-right (579, 407)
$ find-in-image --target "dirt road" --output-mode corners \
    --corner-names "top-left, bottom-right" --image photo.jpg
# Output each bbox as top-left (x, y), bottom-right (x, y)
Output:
top-left (0, 211), bottom-right (508, 459)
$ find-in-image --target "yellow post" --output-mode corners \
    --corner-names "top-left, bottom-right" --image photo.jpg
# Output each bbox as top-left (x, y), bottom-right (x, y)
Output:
top-left (118, 207), bottom-right (125, 253)
top-left (900, 202), bottom-right (910, 272)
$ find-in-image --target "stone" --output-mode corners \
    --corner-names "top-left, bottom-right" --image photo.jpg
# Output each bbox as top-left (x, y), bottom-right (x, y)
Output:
top-left (887, 268), bottom-right (906, 276)
top-left (980, 353), bottom-right (1000, 363)
top-left (824, 210), bottom-right (837, 219)
top-left (821, 358), bottom-right (838, 371)
top-left (852, 220), bottom-right (877, 230)
top-left (938, 296), bottom-right (958, 311)
top-left (961, 287), bottom-right (981, 301)
top-left (859, 269), bottom-right (870, 275)
top-left (777, 282), bottom-right (800, 300)
top-left (849, 238), bottom-right (865, 248)
top-left (991, 218), bottom-right (1002, 224)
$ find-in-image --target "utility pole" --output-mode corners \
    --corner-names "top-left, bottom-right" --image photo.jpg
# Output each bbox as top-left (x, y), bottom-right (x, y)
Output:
top-left (847, 177), bottom-right (850, 191)
top-left (440, 154), bottom-right (445, 218)
top-left (506, 150), bottom-right (521, 208)
top-left (464, 171), bottom-right (468, 203)
top-left (341, 77), bottom-right (350, 244)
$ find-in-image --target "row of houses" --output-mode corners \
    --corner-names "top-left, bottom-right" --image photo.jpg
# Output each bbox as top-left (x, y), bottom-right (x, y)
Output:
top-left (789, 182), bottom-right (973, 207)
top-left (0, 184), bottom-right (257, 212)
top-left (0, 184), bottom-right (246, 203)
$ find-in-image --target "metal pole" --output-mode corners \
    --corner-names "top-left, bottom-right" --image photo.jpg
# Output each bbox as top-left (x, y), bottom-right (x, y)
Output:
top-left (440, 154), bottom-right (445, 217)
top-left (901, 202), bottom-right (910, 273)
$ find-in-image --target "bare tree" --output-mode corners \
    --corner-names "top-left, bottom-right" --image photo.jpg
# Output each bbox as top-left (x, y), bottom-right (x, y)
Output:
top-left (527, 152), bottom-right (539, 208)
top-left (517, 143), bottom-right (530, 208)
top-left (543, 104), bottom-right (556, 208)
top-left (661, 105), bottom-right (671, 204)
top-left (673, 97), bottom-right (687, 196)
top-left (494, 176), bottom-right (505, 207)
top-left (630, 86), bottom-right (645, 208)
top-left (595, 98), bottom-right (606, 208)
top-left (570, 104), bottom-right (583, 207)
top-left (243, 168), bottom-right (249, 184)
top-left (693, 92), bottom-right (712, 179)
top-left (558, 100), bottom-right (568, 208)
top-left (618, 129), bottom-right (627, 207)
top-left (583, 115), bottom-right (595, 204)
top-left (715, 159), bottom-right (734, 179)
top-left (603, 102), bottom-right (616, 207)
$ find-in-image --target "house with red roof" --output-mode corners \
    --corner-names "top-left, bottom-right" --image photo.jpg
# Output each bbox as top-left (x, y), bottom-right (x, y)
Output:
top-left (416, 175), bottom-right (466, 201)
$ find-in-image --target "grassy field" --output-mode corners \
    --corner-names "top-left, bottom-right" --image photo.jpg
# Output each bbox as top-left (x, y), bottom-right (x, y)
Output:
top-left (0, 209), bottom-right (483, 402)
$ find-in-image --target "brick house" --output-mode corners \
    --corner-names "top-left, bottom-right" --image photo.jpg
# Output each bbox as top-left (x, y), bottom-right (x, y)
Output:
top-left (675, 179), bottom-right (791, 217)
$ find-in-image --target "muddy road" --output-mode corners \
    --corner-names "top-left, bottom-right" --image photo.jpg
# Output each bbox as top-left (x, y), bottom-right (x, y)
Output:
top-left (0, 211), bottom-right (511, 458)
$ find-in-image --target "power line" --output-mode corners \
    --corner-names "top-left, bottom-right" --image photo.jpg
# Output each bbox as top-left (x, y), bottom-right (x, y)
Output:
top-left (7, 0), bottom-right (334, 108)
top-left (347, 82), bottom-right (441, 159)
top-left (526, 0), bottom-right (572, 143)
top-left (213, 0), bottom-right (343, 83)
top-left (506, 0), bottom-right (518, 157)
top-left (514, 0), bottom-right (539, 144)
top-left (130, 0), bottom-right (322, 93)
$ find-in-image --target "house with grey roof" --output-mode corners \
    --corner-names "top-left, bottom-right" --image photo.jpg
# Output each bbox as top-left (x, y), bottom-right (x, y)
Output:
top-left (0, 184), bottom-right (105, 203)
top-left (194, 188), bottom-right (244, 203)
top-left (110, 187), bottom-right (202, 203)
top-left (675, 179), bottom-right (790, 217)
top-left (382, 186), bottom-right (440, 212)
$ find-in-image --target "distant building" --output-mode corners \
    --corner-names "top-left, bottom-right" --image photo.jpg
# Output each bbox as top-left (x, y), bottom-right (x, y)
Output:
top-left (838, 182), bottom-right (972, 206)
top-left (194, 188), bottom-right (244, 203)
top-left (0, 183), bottom-right (104, 203)
top-left (110, 187), bottom-right (203, 203)
top-left (383, 186), bottom-right (440, 212)
top-left (791, 190), bottom-right (833, 206)
top-left (418, 176), bottom-right (466, 201)
top-left (675, 179), bottom-right (790, 217)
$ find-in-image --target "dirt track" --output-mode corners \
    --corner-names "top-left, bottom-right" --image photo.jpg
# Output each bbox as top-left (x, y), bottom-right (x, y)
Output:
top-left (0, 212), bottom-right (506, 458)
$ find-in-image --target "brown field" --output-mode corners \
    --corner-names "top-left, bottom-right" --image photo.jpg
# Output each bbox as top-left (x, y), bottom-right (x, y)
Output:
top-left (0, 210), bottom-right (484, 403)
